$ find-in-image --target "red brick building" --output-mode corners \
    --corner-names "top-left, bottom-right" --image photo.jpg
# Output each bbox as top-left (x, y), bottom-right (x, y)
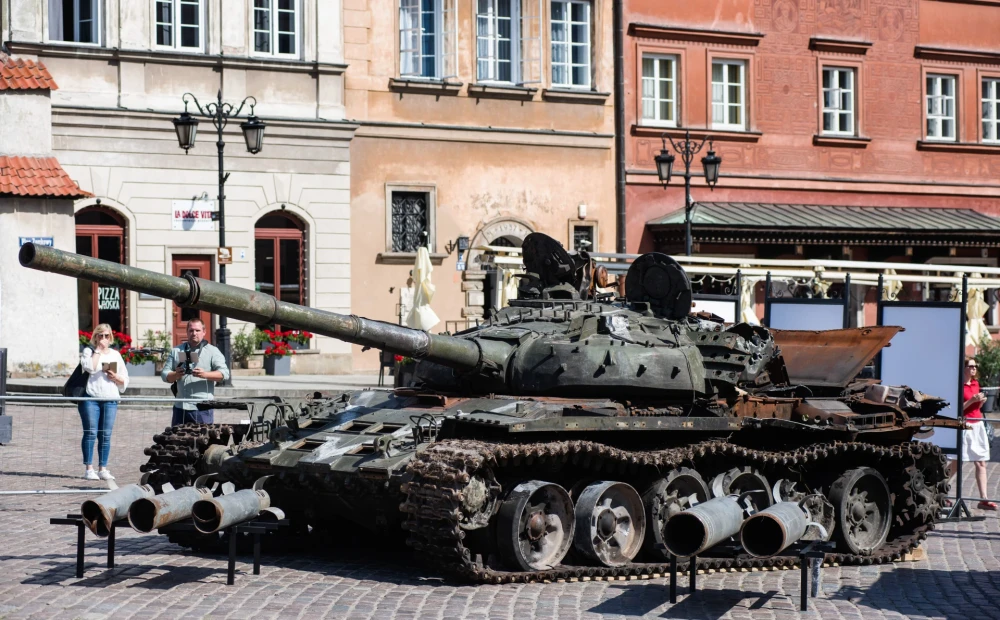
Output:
top-left (624, 0), bottom-right (1000, 265)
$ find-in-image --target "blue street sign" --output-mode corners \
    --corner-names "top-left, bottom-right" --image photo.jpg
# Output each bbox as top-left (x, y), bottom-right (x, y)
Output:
top-left (18, 237), bottom-right (53, 246)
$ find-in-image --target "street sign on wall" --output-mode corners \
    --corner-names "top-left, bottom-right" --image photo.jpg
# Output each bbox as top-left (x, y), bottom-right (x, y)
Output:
top-left (172, 199), bottom-right (216, 231)
top-left (18, 237), bottom-right (53, 246)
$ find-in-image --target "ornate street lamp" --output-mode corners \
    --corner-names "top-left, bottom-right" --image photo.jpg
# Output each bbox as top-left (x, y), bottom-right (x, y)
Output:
top-left (656, 130), bottom-right (723, 256)
top-left (170, 90), bottom-right (266, 385)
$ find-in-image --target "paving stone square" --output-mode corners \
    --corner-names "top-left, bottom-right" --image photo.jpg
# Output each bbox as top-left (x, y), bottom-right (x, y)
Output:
top-left (2, 404), bottom-right (1000, 619)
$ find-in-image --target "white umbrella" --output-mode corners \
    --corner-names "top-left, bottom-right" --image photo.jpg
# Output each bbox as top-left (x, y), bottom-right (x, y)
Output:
top-left (405, 246), bottom-right (440, 331)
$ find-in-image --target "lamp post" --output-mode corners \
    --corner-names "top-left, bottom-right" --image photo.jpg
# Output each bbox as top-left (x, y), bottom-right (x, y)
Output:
top-left (171, 90), bottom-right (266, 385)
top-left (654, 130), bottom-right (722, 256)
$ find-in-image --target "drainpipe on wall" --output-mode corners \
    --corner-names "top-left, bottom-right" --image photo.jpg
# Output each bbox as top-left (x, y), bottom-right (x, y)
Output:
top-left (613, 0), bottom-right (626, 254)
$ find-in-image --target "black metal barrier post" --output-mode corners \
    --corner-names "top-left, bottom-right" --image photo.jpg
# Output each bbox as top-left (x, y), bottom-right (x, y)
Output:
top-left (947, 274), bottom-right (973, 520)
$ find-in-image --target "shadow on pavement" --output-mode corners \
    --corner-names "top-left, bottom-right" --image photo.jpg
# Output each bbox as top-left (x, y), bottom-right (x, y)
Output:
top-left (587, 585), bottom-right (788, 619)
top-left (827, 567), bottom-right (999, 619)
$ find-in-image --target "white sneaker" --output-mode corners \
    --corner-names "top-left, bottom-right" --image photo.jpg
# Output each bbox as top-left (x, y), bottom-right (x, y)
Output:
top-left (84, 469), bottom-right (99, 481)
top-left (98, 469), bottom-right (115, 481)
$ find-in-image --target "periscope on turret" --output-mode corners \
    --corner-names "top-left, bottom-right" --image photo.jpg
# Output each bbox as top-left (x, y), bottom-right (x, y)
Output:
top-left (18, 235), bottom-right (960, 582)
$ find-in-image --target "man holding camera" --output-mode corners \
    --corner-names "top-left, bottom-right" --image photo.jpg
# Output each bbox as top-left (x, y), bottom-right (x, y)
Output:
top-left (162, 318), bottom-right (230, 425)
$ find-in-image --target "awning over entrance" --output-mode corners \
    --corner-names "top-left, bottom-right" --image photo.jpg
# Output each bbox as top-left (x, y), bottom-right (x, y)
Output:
top-left (647, 203), bottom-right (1000, 247)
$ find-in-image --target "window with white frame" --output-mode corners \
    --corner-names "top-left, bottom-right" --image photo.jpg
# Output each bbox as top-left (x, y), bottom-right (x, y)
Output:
top-left (550, 0), bottom-right (591, 88)
top-left (155, 0), bottom-right (204, 50)
top-left (400, 0), bottom-right (458, 79)
top-left (253, 0), bottom-right (298, 57)
top-left (984, 78), bottom-right (1000, 143)
top-left (821, 67), bottom-right (855, 136)
top-left (711, 59), bottom-right (746, 130)
top-left (641, 54), bottom-right (677, 126)
top-left (48, 0), bottom-right (101, 44)
top-left (477, 0), bottom-right (517, 82)
top-left (926, 74), bottom-right (957, 141)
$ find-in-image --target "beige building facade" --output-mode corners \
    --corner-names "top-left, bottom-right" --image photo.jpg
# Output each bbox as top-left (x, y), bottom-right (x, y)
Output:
top-left (345, 0), bottom-right (617, 371)
top-left (2, 0), bottom-right (357, 372)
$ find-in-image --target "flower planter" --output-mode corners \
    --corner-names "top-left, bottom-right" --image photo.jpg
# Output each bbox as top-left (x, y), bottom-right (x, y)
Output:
top-left (246, 353), bottom-right (264, 369)
top-left (126, 361), bottom-right (156, 376)
top-left (394, 364), bottom-right (417, 388)
top-left (289, 340), bottom-right (309, 351)
top-left (264, 355), bottom-right (292, 376)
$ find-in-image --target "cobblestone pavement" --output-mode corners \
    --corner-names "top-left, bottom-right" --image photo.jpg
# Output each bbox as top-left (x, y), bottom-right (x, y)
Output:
top-left (3, 404), bottom-right (1000, 619)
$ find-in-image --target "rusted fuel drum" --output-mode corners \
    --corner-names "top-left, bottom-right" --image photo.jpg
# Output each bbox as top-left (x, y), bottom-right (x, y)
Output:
top-left (740, 501), bottom-right (809, 558)
top-left (128, 486), bottom-right (213, 533)
top-left (81, 484), bottom-right (155, 537)
top-left (663, 496), bottom-right (744, 557)
top-left (192, 489), bottom-right (270, 534)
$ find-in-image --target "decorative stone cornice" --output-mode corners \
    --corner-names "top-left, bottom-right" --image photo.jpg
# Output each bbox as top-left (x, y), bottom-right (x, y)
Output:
top-left (628, 23), bottom-right (765, 47)
top-left (809, 37), bottom-right (873, 55)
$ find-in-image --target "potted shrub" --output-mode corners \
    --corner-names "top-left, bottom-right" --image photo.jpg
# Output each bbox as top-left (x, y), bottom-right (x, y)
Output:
top-left (122, 346), bottom-right (158, 376)
top-left (263, 332), bottom-right (294, 376)
top-left (141, 329), bottom-right (173, 374)
top-left (78, 330), bottom-right (92, 353)
top-left (974, 337), bottom-right (1000, 413)
top-left (233, 325), bottom-right (261, 369)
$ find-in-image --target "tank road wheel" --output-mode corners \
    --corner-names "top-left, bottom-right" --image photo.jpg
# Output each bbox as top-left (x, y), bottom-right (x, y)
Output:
top-left (642, 468), bottom-right (710, 559)
top-left (711, 467), bottom-right (773, 512)
top-left (830, 467), bottom-right (892, 555)
top-left (574, 481), bottom-right (646, 566)
top-left (496, 481), bottom-right (575, 571)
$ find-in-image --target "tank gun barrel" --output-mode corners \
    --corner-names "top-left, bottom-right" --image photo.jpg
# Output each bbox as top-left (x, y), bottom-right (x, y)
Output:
top-left (19, 243), bottom-right (487, 370)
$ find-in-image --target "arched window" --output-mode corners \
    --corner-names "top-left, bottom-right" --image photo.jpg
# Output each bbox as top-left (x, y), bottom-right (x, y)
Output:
top-left (75, 206), bottom-right (127, 334)
top-left (255, 212), bottom-right (307, 330)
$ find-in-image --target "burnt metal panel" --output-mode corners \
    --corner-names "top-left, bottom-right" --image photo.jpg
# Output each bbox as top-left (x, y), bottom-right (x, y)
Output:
top-left (771, 327), bottom-right (902, 388)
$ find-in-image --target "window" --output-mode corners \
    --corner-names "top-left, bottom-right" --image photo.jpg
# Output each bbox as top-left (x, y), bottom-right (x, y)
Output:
top-left (570, 222), bottom-right (596, 252)
top-left (155, 0), bottom-right (204, 50)
top-left (48, 0), bottom-right (101, 44)
top-left (821, 67), bottom-right (855, 136)
top-left (391, 192), bottom-right (431, 252)
top-left (641, 55), bottom-right (677, 126)
top-left (400, 0), bottom-right (458, 79)
top-left (477, 0), bottom-right (516, 82)
top-left (253, 0), bottom-right (298, 57)
top-left (711, 59), bottom-right (745, 130)
top-left (984, 78), bottom-right (1000, 143)
top-left (926, 74), bottom-right (957, 141)
top-left (550, 0), bottom-right (590, 88)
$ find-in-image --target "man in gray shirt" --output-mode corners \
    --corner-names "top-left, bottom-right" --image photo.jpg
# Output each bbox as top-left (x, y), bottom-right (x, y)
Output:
top-left (161, 318), bottom-right (230, 425)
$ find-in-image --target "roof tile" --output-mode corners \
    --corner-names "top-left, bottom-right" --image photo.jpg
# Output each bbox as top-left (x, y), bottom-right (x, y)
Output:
top-left (0, 156), bottom-right (90, 198)
top-left (0, 53), bottom-right (58, 91)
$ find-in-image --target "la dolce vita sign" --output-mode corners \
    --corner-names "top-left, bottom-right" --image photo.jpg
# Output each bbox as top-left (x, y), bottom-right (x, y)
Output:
top-left (172, 199), bottom-right (216, 231)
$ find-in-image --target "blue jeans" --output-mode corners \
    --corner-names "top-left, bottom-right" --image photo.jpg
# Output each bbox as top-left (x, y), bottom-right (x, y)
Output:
top-left (172, 405), bottom-right (214, 425)
top-left (78, 400), bottom-right (118, 468)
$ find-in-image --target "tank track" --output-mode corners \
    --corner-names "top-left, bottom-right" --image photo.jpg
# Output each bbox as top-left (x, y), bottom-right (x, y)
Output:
top-left (401, 439), bottom-right (947, 584)
top-left (139, 423), bottom-right (233, 491)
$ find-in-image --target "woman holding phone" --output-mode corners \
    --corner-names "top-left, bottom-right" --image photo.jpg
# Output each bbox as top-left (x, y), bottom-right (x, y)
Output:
top-left (79, 323), bottom-right (129, 480)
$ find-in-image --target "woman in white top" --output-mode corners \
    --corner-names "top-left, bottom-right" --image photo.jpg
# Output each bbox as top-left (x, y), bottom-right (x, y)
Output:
top-left (79, 323), bottom-right (129, 480)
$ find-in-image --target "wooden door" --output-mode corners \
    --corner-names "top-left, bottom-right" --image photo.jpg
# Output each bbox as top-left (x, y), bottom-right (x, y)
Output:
top-left (172, 255), bottom-right (213, 346)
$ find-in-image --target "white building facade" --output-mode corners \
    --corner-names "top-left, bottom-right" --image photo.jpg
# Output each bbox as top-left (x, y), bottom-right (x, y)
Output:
top-left (2, 0), bottom-right (356, 373)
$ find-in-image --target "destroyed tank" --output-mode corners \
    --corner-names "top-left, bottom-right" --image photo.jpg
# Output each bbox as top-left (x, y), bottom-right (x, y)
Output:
top-left (19, 235), bottom-right (957, 583)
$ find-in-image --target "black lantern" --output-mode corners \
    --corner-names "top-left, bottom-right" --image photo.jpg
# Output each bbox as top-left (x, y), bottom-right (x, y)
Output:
top-left (172, 111), bottom-right (200, 153)
top-left (240, 115), bottom-right (266, 155)
top-left (701, 147), bottom-right (722, 190)
top-left (654, 149), bottom-right (675, 188)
